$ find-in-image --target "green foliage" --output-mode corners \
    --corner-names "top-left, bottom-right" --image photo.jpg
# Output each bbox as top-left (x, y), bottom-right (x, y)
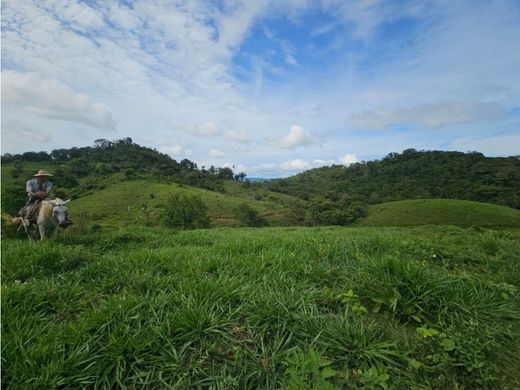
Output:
top-left (1, 186), bottom-right (26, 215)
top-left (339, 289), bottom-right (368, 315)
top-left (163, 193), bottom-right (210, 229)
top-left (2, 225), bottom-right (520, 388)
top-left (283, 348), bottom-right (337, 389)
top-left (1, 138), bottom-right (241, 200)
top-left (306, 195), bottom-right (367, 226)
top-left (355, 367), bottom-right (391, 389)
top-left (233, 203), bottom-right (267, 227)
top-left (357, 199), bottom-right (520, 228)
top-left (267, 149), bottom-right (520, 209)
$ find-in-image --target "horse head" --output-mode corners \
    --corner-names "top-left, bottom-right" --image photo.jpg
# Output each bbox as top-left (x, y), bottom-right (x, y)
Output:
top-left (49, 198), bottom-right (70, 228)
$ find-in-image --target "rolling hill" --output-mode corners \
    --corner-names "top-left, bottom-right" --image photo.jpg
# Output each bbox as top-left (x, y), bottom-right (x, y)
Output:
top-left (266, 149), bottom-right (520, 209)
top-left (357, 199), bottom-right (520, 228)
top-left (3, 142), bottom-right (520, 230)
top-left (68, 179), bottom-right (302, 228)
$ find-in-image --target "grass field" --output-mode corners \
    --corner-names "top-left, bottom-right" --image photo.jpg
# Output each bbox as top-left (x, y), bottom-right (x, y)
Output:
top-left (68, 180), bottom-right (295, 228)
top-left (358, 199), bottom-right (520, 228)
top-left (2, 226), bottom-right (520, 389)
top-left (1, 164), bottom-right (303, 228)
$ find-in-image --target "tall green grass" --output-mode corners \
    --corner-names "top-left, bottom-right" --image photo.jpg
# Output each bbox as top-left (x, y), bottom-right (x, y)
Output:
top-left (358, 199), bottom-right (520, 228)
top-left (2, 226), bottom-right (520, 388)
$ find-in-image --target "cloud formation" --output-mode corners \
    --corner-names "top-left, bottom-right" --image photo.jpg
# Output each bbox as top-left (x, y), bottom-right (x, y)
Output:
top-left (224, 129), bottom-right (251, 143)
top-left (280, 159), bottom-right (312, 171)
top-left (252, 153), bottom-right (359, 176)
top-left (177, 121), bottom-right (221, 137)
top-left (339, 154), bottom-right (358, 166)
top-left (1, 0), bottom-right (518, 176)
top-left (347, 101), bottom-right (505, 130)
top-left (2, 70), bottom-right (116, 130)
top-left (272, 125), bottom-right (315, 149)
top-left (159, 144), bottom-right (192, 157)
top-left (210, 148), bottom-right (226, 159)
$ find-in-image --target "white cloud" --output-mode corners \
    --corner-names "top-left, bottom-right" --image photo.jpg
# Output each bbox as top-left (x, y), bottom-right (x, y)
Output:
top-left (224, 129), bottom-right (251, 143)
top-left (447, 133), bottom-right (520, 156)
top-left (210, 148), bottom-right (225, 158)
top-left (2, 70), bottom-right (116, 130)
top-left (1, 117), bottom-right (52, 147)
top-left (347, 101), bottom-right (505, 129)
top-left (339, 154), bottom-right (358, 166)
top-left (281, 40), bottom-right (297, 65)
top-left (176, 121), bottom-right (221, 137)
top-left (310, 22), bottom-right (337, 37)
top-left (322, 0), bottom-right (428, 41)
top-left (281, 159), bottom-right (312, 171)
top-left (272, 125), bottom-right (315, 149)
top-left (159, 144), bottom-right (192, 157)
top-left (223, 162), bottom-right (246, 172)
top-left (249, 154), bottom-right (357, 175)
top-left (313, 158), bottom-right (337, 165)
top-left (1, 0), bottom-right (518, 168)
top-left (254, 162), bottom-right (277, 170)
top-left (59, 1), bottom-right (106, 31)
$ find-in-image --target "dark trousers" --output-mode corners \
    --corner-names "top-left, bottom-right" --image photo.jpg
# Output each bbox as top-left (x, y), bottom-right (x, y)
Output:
top-left (18, 196), bottom-right (38, 217)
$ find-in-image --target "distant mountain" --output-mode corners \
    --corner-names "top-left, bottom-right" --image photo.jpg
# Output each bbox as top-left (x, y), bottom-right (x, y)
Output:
top-left (266, 149), bottom-right (520, 209)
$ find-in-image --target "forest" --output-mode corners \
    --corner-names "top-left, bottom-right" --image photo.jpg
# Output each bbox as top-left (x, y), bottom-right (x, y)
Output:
top-left (266, 149), bottom-right (520, 209)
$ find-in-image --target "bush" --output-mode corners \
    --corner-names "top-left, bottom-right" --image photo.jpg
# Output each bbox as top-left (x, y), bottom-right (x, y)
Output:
top-left (164, 194), bottom-right (210, 229)
top-left (233, 203), bottom-right (266, 227)
top-left (305, 196), bottom-right (367, 226)
top-left (1, 187), bottom-right (26, 215)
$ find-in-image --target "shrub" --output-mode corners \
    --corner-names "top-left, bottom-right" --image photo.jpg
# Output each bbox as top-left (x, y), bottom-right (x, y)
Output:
top-left (164, 193), bottom-right (210, 229)
top-left (233, 203), bottom-right (266, 227)
top-left (305, 196), bottom-right (367, 226)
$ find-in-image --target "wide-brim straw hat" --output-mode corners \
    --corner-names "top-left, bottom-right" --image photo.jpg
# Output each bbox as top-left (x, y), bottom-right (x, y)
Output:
top-left (34, 170), bottom-right (53, 177)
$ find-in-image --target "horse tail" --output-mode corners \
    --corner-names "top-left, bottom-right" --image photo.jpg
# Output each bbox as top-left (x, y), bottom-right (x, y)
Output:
top-left (2, 214), bottom-right (23, 225)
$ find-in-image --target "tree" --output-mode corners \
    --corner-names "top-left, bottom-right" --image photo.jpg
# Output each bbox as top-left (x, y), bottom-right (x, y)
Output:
top-left (164, 194), bottom-right (210, 229)
top-left (305, 196), bottom-right (367, 226)
top-left (235, 172), bottom-right (247, 182)
top-left (217, 167), bottom-right (234, 180)
top-left (94, 139), bottom-right (114, 148)
top-left (233, 203), bottom-right (266, 227)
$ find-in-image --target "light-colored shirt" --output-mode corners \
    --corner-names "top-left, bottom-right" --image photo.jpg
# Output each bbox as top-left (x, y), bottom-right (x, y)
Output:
top-left (26, 179), bottom-right (53, 196)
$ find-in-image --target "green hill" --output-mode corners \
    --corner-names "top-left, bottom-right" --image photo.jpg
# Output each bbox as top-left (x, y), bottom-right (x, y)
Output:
top-left (357, 199), bottom-right (520, 228)
top-left (68, 179), bottom-right (302, 228)
top-left (267, 149), bottom-right (520, 209)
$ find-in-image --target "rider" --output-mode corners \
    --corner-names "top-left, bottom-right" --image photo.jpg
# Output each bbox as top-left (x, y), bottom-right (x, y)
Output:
top-left (19, 170), bottom-right (54, 219)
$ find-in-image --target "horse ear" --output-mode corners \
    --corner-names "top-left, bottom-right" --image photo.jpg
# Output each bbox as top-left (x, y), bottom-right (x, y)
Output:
top-left (63, 199), bottom-right (71, 205)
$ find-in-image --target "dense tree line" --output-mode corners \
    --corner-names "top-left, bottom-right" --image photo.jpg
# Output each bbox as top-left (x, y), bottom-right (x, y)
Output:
top-left (2, 138), bottom-right (241, 200)
top-left (266, 149), bottom-right (520, 209)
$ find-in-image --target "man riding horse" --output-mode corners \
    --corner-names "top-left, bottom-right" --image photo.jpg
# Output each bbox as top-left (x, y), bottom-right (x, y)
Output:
top-left (6, 169), bottom-right (72, 241)
top-left (19, 170), bottom-right (54, 221)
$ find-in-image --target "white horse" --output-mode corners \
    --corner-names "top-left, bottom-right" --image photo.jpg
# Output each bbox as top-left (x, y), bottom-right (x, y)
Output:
top-left (5, 198), bottom-right (71, 242)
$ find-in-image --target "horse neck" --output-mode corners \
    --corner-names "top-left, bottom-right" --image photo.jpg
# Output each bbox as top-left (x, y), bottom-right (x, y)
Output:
top-left (39, 202), bottom-right (54, 220)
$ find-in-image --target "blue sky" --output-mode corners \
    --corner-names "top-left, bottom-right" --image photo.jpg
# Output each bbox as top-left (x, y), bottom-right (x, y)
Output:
top-left (2, 0), bottom-right (519, 177)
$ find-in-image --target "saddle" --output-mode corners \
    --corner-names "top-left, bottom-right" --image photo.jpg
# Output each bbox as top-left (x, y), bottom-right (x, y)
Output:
top-left (21, 200), bottom-right (45, 222)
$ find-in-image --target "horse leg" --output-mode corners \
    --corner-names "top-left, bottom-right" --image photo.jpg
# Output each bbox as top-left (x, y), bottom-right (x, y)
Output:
top-left (23, 221), bottom-right (34, 243)
top-left (39, 223), bottom-right (46, 241)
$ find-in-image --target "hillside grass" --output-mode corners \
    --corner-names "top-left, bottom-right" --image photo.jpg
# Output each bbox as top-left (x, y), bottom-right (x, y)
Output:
top-left (2, 226), bottom-right (520, 389)
top-left (68, 180), bottom-right (294, 228)
top-left (358, 199), bottom-right (520, 228)
top-left (1, 162), bottom-right (303, 228)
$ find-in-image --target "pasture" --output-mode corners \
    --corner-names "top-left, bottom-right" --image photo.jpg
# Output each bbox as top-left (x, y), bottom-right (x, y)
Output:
top-left (2, 226), bottom-right (520, 388)
top-left (357, 199), bottom-right (520, 228)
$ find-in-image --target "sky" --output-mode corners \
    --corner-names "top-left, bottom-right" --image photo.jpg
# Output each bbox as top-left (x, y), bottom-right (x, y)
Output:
top-left (1, 0), bottom-right (519, 177)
